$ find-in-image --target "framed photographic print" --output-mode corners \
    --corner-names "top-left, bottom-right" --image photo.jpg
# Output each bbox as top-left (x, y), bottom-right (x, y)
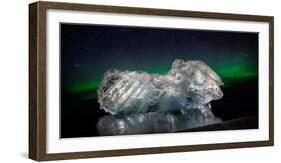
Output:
top-left (29, 1), bottom-right (274, 161)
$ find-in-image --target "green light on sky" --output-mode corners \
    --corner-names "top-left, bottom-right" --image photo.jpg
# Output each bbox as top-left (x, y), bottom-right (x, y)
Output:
top-left (216, 64), bottom-right (257, 79)
top-left (71, 79), bottom-right (101, 93)
top-left (69, 67), bottom-right (171, 93)
top-left (69, 62), bottom-right (257, 96)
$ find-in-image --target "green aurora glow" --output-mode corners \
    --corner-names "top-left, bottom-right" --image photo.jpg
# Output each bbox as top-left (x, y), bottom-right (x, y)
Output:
top-left (69, 61), bottom-right (258, 99)
top-left (61, 25), bottom-right (258, 99)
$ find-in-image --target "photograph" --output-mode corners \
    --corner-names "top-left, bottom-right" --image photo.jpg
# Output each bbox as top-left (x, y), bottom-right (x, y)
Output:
top-left (60, 23), bottom-right (259, 138)
top-left (28, 2), bottom-right (273, 160)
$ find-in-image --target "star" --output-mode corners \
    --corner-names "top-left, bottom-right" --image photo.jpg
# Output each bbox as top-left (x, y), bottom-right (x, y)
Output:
top-left (74, 64), bottom-right (81, 68)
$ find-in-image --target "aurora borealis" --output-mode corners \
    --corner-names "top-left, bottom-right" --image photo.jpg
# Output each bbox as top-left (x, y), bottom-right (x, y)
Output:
top-left (60, 23), bottom-right (259, 138)
top-left (61, 23), bottom-right (258, 97)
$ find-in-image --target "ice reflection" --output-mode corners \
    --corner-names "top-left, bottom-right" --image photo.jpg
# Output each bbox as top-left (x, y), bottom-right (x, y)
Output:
top-left (97, 108), bottom-right (222, 136)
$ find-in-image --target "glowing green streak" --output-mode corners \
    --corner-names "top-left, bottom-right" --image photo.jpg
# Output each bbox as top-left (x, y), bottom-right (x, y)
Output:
top-left (71, 79), bottom-right (101, 93)
top-left (216, 64), bottom-right (257, 79)
top-left (214, 62), bottom-right (257, 87)
top-left (69, 63), bottom-right (257, 95)
top-left (69, 67), bottom-right (171, 94)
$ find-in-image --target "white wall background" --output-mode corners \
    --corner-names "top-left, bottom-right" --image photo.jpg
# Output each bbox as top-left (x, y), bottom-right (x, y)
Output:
top-left (0, 0), bottom-right (279, 162)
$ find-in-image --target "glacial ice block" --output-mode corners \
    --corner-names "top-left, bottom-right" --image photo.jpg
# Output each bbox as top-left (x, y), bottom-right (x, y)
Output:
top-left (97, 59), bottom-right (223, 115)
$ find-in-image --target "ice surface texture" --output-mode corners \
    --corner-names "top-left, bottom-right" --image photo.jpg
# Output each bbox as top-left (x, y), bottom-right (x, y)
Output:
top-left (97, 59), bottom-right (223, 115)
top-left (97, 107), bottom-right (222, 136)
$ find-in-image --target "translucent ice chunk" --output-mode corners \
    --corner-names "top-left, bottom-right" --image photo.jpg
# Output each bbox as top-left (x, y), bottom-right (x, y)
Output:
top-left (97, 59), bottom-right (223, 115)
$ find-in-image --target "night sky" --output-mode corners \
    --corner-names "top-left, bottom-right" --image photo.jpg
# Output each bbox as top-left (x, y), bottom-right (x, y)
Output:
top-left (61, 23), bottom-right (258, 98)
top-left (60, 23), bottom-right (258, 138)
